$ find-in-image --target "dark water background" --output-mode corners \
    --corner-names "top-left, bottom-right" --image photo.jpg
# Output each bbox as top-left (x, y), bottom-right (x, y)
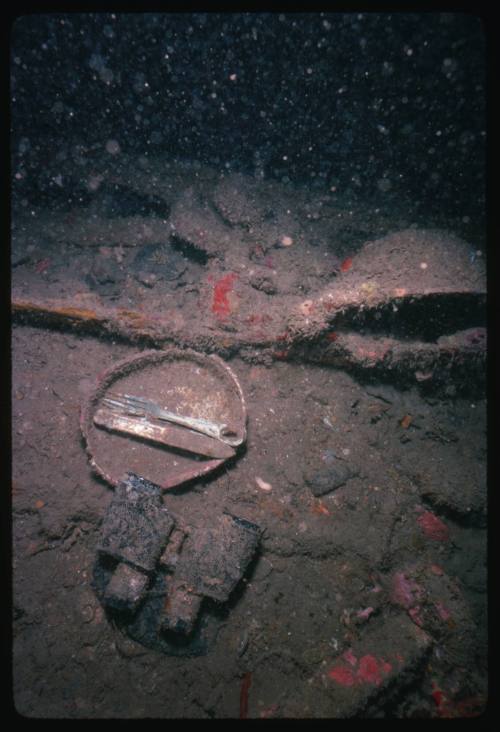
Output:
top-left (11, 12), bottom-right (486, 225)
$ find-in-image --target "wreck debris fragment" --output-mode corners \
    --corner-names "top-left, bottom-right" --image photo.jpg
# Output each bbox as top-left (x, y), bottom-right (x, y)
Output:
top-left (93, 407), bottom-right (236, 459)
top-left (93, 474), bottom-right (261, 655)
top-left (12, 226), bottom-right (486, 395)
top-left (81, 348), bottom-right (247, 490)
top-left (95, 473), bottom-right (175, 612)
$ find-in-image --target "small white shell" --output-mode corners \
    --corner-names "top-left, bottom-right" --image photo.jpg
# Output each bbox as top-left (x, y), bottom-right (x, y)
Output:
top-left (255, 476), bottom-right (272, 492)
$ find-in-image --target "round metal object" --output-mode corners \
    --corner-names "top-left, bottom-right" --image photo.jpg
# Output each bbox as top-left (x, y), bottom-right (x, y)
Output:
top-left (80, 348), bottom-right (247, 490)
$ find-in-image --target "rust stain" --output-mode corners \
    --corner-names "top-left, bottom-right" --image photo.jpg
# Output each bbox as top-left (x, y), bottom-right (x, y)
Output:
top-left (12, 300), bottom-right (100, 322)
top-left (239, 672), bottom-right (252, 719)
top-left (117, 309), bottom-right (149, 323)
top-left (312, 499), bottom-right (331, 516)
top-left (56, 306), bottom-right (100, 320)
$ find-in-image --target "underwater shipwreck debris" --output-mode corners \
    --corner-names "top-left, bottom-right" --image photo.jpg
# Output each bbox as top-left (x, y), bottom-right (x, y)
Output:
top-left (93, 473), bottom-right (261, 655)
top-left (95, 389), bottom-right (242, 459)
top-left (80, 348), bottom-right (247, 489)
top-left (159, 512), bottom-right (262, 636)
top-left (283, 229), bottom-right (486, 390)
top-left (95, 473), bottom-right (175, 613)
top-left (12, 227), bottom-right (486, 392)
top-left (85, 349), bottom-right (259, 655)
top-left (323, 612), bottom-right (432, 717)
top-left (285, 229), bottom-right (486, 340)
top-left (93, 406), bottom-right (237, 460)
top-left (83, 347), bottom-right (257, 655)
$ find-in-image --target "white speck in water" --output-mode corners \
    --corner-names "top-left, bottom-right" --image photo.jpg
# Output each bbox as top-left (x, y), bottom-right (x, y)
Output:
top-left (105, 139), bottom-right (121, 155)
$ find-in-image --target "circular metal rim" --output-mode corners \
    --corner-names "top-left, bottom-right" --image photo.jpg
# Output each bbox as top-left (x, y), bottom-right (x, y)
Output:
top-left (80, 348), bottom-right (247, 490)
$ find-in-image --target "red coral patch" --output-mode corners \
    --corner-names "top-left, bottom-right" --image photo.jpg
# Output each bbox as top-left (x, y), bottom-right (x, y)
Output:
top-left (417, 511), bottom-right (450, 541)
top-left (212, 273), bottom-right (238, 318)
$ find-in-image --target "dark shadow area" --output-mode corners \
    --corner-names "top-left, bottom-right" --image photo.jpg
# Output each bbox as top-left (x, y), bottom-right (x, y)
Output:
top-left (170, 233), bottom-right (210, 265)
top-left (336, 293), bottom-right (487, 342)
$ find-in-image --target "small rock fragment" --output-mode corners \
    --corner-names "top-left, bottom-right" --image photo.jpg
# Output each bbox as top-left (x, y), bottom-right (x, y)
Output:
top-left (305, 462), bottom-right (359, 497)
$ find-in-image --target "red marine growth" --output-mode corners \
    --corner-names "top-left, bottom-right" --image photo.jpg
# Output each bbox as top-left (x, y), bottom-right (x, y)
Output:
top-left (212, 273), bottom-right (238, 318)
top-left (329, 652), bottom-right (392, 688)
top-left (340, 256), bottom-right (353, 273)
top-left (416, 511), bottom-right (450, 541)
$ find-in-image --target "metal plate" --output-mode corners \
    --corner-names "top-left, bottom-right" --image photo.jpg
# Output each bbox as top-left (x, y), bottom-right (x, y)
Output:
top-left (81, 348), bottom-right (247, 489)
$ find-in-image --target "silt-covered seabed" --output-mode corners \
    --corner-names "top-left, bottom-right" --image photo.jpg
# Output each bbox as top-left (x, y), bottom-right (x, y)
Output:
top-left (11, 12), bottom-right (488, 719)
